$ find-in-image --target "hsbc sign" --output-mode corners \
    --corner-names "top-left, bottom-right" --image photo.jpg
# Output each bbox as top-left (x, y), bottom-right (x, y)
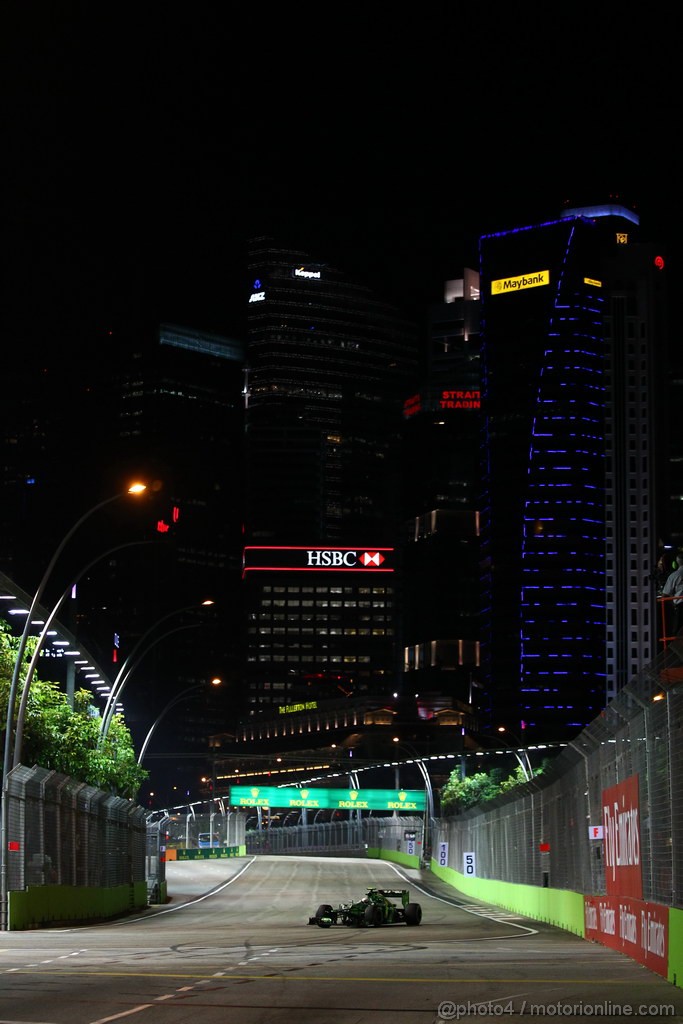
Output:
top-left (306, 550), bottom-right (385, 567)
top-left (243, 546), bottom-right (393, 574)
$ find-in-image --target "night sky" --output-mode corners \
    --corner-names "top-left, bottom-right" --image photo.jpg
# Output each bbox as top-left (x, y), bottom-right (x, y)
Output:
top-left (2, 6), bottom-right (678, 357)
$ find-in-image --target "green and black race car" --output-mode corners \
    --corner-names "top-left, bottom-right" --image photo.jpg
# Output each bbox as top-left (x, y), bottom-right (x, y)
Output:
top-left (308, 886), bottom-right (422, 928)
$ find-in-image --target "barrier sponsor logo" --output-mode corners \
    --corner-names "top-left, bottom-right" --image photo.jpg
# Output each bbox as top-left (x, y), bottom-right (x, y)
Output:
top-left (602, 774), bottom-right (642, 898)
top-left (584, 895), bottom-right (668, 977)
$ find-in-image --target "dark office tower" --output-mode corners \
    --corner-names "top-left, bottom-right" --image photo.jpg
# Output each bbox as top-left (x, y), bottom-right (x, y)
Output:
top-left (479, 202), bottom-right (667, 740)
top-left (244, 238), bottom-right (419, 543)
top-left (480, 217), bottom-right (607, 739)
top-left (80, 324), bottom-right (247, 768)
top-left (90, 322), bottom-right (247, 658)
top-left (591, 213), bottom-right (671, 697)
top-left (401, 271), bottom-right (482, 723)
top-left (243, 238), bottom-right (419, 710)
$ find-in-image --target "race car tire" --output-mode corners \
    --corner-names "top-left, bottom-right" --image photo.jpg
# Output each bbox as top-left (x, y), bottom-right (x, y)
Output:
top-left (316, 904), bottom-right (334, 919)
top-left (405, 902), bottom-right (422, 926)
top-left (364, 904), bottom-right (382, 926)
top-left (317, 916), bottom-right (333, 928)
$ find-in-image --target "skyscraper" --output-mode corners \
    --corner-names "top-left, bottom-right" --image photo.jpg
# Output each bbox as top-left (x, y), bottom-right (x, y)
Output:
top-left (401, 271), bottom-right (482, 724)
top-left (242, 237), bottom-right (419, 710)
top-left (478, 201), bottom-right (668, 739)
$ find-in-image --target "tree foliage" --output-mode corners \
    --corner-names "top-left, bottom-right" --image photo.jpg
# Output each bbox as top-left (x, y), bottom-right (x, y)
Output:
top-left (440, 761), bottom-right (550, 814)
top-left (0, 622), bottom-right (147, 799)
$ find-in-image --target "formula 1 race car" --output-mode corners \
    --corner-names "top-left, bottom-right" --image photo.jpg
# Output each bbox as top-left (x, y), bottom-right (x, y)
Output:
top-left (308, 886), bottom-right (423, 928)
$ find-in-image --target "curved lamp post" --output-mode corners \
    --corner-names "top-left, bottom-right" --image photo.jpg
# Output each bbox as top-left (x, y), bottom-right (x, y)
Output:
top-left (137, 677), bottom-right (222, 765)
top-left (497, 726), bottom-right (533, 781)
top-left (98, 600), bottom-right (215, 747)
top-left (12, 540), bottom-right (153, 770)
top-left (1, 481), bottom-right (147, 932)
top-left (391, 738), bottom-right (434, 867)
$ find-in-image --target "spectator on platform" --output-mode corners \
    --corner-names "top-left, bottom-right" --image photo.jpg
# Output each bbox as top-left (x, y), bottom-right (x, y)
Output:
top-left (662, 553), bottom-right (683, 636)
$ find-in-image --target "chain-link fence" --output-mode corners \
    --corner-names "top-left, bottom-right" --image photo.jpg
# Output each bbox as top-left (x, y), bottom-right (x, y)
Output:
top-left (243, 814), bottom-right (425, 858)
top-left (435, 637), bottom-right (683, 907)
top-left (4, 764), bottom-right (147, 892)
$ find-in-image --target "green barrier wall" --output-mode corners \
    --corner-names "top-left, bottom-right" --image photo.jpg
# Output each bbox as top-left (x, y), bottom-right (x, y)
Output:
top-left (367, 846), bottom-right (420, 870)
top-left (8, 881), bottom-right (148, 930)
top-left (668, 908), bottom-right (683, 987)
top-left (376, 848), bottom-right (683, 990)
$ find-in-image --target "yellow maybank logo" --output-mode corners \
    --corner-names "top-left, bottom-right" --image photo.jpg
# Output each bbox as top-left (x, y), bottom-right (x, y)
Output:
top-left (491, 270), bottom-right (550, 295)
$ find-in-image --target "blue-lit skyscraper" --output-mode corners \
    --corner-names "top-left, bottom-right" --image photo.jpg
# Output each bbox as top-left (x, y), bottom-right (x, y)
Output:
top-left (478, 203), bottom-right (666, 739)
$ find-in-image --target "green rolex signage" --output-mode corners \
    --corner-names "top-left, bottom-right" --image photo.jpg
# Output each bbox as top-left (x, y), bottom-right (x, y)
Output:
top-left (229, 786), bottom-right (425, 812)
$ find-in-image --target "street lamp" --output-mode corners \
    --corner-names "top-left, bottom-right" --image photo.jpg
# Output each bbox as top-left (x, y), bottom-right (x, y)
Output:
top-left (137, 677), bottom-right (222, 765)
top-left (497, 726), bottom-right (533, 781)
top-left (98, 600), bottom-right (215, 746)
top-left (392, 738), bottom-right (434, 868)
top-left (1, 481), bottom-right (147, 932)
top-left (11, 540), bottom-right (154, 770)
top-left (3, 482), bottom-right (147, 777)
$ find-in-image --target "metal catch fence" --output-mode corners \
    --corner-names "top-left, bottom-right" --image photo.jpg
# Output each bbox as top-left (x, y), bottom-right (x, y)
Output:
top-left (435, 637), bottom-right (683, 906)
top-left (4, 764), bottom-right (147, 892)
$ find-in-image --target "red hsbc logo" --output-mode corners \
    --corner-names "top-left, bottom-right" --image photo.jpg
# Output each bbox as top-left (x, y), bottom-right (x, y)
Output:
top-left (360, 551), bottom-right (385, 567)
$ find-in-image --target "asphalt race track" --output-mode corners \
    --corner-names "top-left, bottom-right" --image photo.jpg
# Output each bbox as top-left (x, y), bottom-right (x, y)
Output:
top-left (0, 856), bottom-right (682, 1023)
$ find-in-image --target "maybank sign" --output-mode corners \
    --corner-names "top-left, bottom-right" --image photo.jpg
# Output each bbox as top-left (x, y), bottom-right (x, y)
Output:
top-left (491, 269), bottom-right (550, 295)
